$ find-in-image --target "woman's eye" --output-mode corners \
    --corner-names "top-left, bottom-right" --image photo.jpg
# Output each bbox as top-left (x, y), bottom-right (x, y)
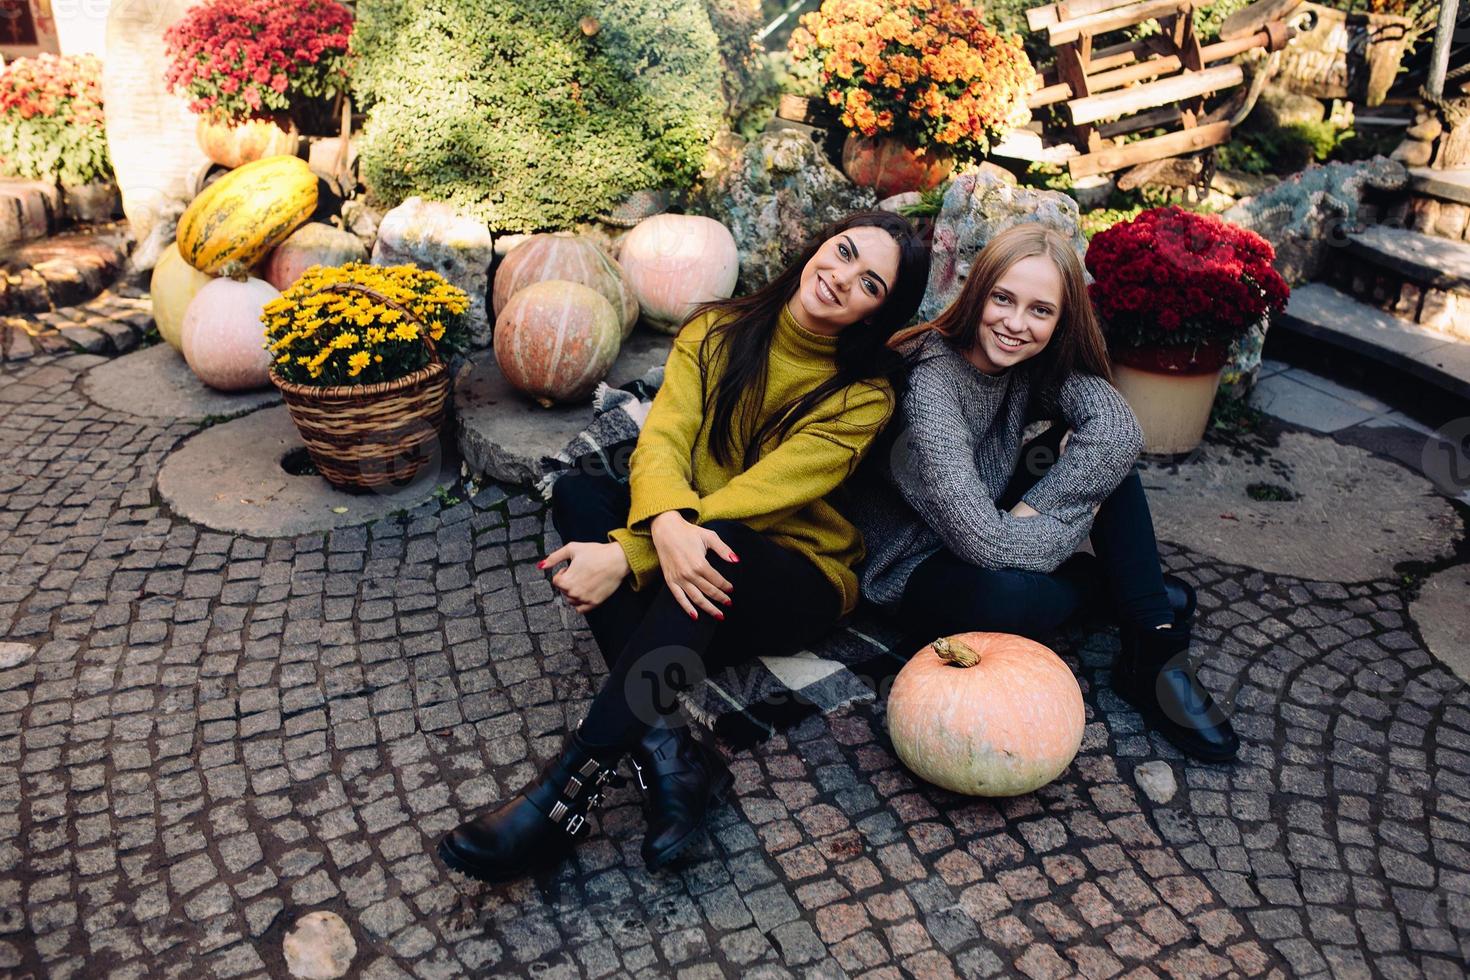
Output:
top-left (837, 243), bottom-right (851, 259)
top-left (993, 293), bottom-right (1008, 304)
top-left (863, 279), bottom-right (877, 296)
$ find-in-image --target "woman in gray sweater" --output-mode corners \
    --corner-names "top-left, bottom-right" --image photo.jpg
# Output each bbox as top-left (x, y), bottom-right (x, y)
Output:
top-left (851, 222), bottom-right (1237, 762)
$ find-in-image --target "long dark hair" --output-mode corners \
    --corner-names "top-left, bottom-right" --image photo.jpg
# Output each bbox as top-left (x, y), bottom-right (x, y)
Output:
top-left (890, 222), bottom-right (1111, 414)
top-left (684, 210), bottom-right (931, 470)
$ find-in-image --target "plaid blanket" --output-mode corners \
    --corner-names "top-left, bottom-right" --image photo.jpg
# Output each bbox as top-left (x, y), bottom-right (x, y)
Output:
top-left (534, 365), bottom-right (664, 501)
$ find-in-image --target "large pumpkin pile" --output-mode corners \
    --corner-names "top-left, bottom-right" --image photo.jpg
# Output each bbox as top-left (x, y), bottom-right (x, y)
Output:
top-left (151, 154), bottom-right (378, 392)
top-left (491, 214), bottom-right (740, 407)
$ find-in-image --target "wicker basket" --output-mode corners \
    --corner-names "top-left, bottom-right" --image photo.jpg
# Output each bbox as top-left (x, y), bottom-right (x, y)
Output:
top-left (270, 283), bottom-right (451, 491)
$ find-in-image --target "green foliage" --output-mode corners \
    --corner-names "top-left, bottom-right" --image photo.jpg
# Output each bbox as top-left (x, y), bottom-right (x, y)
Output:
top-left (1217, 119), bottom-right (1356, 174)
top-left (352, 0), bottom-right (727, 232)
top-left (0, 55), bottom-right (112, 186)
top-left (1080, 205), bottom-right (1144, 240)
top-left (896, 182), bottom-right (949, 219)
top-left (705, 0), bottom-right (779, 118)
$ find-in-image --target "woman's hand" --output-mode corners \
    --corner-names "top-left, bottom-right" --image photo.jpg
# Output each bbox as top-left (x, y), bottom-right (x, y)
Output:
top-left (648, 511), bottom-right (737, 621)
top-left (541, 541), bottom-right (630, 614)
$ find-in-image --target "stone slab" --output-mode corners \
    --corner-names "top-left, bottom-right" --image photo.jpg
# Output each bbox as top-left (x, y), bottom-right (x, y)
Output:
top-left (82, 343), bottom-right (281, 421)
top-left (1249, 372), bottom-right (1378, 433)
top-left (157, 405), bottom-right (448, 537)
top-left (456, 329), bottom-right (673, 486)
top-left (1345, 224), bottom-right (1470, 292)
top-left (1410, 564), bottom-right (1470, 686)
top-left (1274, 283), bottom-right (1470, 402)
top-left (1140, 429), bottom-right (1460, 581)
top-left (1409, 167), bottom-right (1470, 207)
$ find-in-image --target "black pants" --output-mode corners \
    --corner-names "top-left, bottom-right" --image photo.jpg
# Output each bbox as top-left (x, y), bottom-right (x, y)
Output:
top-left (898, 425), bottom-right (1173, 644)
top-left (550, 472), bottom-right (841, 750)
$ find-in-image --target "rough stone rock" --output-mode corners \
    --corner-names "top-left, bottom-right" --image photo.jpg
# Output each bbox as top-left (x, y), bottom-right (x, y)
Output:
top-left (0, 644), bottom-right (33, 669)
top-left (102, 0), bottom-right (212, 271)
top-left (457, 330), bottom-right (673, 486)
top-left (1133, 761), bottom-right (1177, 804)
top-left (371, 196), bottom-right (494, 346)
top-left (1210, 170), bottom-right (1280, 200)
top-left (339, 199), bottom-right (382, 254)
top-left (1140, 430), bottom-right (1459, 581)
top-left (1391, 139), bottom-right (1435, 168)
top-left (1410, 565), bottom-right (1470, 685)
top-left (1407, 116), bottom-right (1444, 142)
top-left (1247, 84), bottom-right (1327, 129)
top-left (1222, 158), bottom-right (1409, 285)
top-left (918, 168), bottom-right (1088, 323)
top-left (878, 192), bottom-right (923, 214)
top-left (283, 911), bottom-right (357, 980)
top-left (694, 129), bottom-right (876, 292)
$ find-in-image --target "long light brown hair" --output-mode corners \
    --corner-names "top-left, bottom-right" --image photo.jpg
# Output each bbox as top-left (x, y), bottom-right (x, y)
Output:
top-left (891, 222), bottom-right (1112, 415)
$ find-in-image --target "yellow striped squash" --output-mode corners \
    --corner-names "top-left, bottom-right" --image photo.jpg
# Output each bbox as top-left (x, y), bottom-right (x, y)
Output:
top-left (177, 155), bottom-right (318, 275)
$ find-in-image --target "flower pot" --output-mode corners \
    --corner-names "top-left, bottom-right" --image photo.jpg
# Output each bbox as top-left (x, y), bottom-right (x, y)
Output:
top-left (61, 180), bottom-right (120, 224)
top-left (196, 116), bottom-right (301, 170)
top-left (270, 362), bottom-right (450, 491)
top-left (1111, 346), bottom-right (1228, 455)
top-left (841, 133), bottom-right (955, 198)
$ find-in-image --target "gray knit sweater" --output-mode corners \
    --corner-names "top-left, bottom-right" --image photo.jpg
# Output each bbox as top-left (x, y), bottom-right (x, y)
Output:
top-left (851, 330), bottom-right (1145, 609)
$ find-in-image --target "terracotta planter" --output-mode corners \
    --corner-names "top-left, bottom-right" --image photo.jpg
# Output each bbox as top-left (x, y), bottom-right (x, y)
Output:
top-left (195, 116), bottom-right (301, 170)
top-left (1111, 345), bottom-right (1229, 455)
top-left (841, 133), bottom-right (955, 198)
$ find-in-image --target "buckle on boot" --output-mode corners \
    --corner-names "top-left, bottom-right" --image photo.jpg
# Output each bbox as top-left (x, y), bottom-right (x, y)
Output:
top-left (630, 759), bottom-right (648, 791)
top-left (565, 812), bottom-right (585, 835)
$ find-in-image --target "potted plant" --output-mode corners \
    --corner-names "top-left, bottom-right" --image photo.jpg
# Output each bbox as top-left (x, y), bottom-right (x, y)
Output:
top-left (262, 262), bottom-right (471, 490)
top-left (788, 0), bottom-right (1034, 198)
top-left (1086, 206), bottom-right (1290, 454)
top-left (0, 54), bottom-right (117, 223)
top-left (164, 0), bottom-right (354, 169)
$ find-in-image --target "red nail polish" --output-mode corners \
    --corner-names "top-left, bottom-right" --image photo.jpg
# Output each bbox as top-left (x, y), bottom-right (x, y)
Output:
top-left (537, 560), bottom-right (546, 569)
top-left (728, 553), bottom-right (739, 563)
top-left (714, 611), bottom-right (725, 621)
top-left (688, 609), bottom-right (698, 620)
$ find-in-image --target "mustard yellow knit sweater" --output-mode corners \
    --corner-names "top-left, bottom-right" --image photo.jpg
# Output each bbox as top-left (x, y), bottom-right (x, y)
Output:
top-left (608, 304), bottom-right (895, 616)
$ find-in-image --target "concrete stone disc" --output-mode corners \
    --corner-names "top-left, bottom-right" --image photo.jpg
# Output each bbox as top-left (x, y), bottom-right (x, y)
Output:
top-left (1410, 564), bottom-right (1470, 685)
top-left (1140, 430), bottom-right (1461, 581)
top-left (157, 405), bottom-right (448, 537)
top-left (82, 342), bottom-right (280, 421)
top-left (456, 329), bottom-right (673, 486)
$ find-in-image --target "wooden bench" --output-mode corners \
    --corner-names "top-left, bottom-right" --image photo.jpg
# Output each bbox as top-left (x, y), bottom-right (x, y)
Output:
top-left (992, 0), bottom-right (1302, 181)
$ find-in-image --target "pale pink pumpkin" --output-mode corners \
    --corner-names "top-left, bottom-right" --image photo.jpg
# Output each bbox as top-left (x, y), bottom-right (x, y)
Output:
top-left (617, 214), bottom-right (738, 334)
top-left (495, 280), bottom-right (622, 408)
top-left (886, 633), bottom-right (1085, 797)
top-left (180, 275), bottom-right (279, 391)
top-left (263, 222), bottom-right (368, 291)
top-left (493, 232), bottom-right (639, 339)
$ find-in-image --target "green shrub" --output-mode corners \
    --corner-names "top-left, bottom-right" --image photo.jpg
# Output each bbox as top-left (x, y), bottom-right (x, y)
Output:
top-left (352, 0), bottom-right (727, 232)
top-left (705, 0), bottom-right (778, 118)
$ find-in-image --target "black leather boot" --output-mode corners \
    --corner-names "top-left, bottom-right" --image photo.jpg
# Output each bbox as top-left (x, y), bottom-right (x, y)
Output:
top-left (1162, 574), bottom-right (1196, 629)
top-left (629, 722), bottom-right (733, 872)
top-left (437, 728), bottom-right (625, 883)
top-left (1113, 618), bottom-right (1239, 762)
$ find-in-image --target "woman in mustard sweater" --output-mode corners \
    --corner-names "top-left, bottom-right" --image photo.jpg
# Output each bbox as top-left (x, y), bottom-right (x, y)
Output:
top-left (438, 211), bottom-right (930, 882)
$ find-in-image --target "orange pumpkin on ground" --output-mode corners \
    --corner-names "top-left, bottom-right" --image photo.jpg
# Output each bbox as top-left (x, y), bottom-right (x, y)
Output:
top-left (886, 632), bottom-right (1085, 797)
top-left (495, 280), bottom-right (622, 408)
top-left (263, 222), bottom-right (368, 292)
top-left (493, 232), bottom-right (639, 339)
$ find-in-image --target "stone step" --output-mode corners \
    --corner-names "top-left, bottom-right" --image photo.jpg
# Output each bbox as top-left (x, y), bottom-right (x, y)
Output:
top-left (1345, 224), bottom-right (1470, 292)
top-left (1409, 167), bottom-right (1470, 207)
top-left (455, 329), bottom-right (675, 487)
top-left (0, 179), bottom-right (60, 247)
top-left (1273, 282), bottom-right (1470, 403)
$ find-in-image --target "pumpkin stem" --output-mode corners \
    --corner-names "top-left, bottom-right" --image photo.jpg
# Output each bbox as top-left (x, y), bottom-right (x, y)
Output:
top-left (219, 260), bottom-right (250, 282)
top-left (933, 635), bottom-right (980, 668)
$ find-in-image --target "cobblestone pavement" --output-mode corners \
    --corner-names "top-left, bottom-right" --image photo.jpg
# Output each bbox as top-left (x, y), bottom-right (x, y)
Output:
top-left (2, 350), bottom-right (1469, 979)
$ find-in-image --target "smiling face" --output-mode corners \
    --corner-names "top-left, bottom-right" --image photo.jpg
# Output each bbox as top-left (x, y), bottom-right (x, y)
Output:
top-left (966, 254), bottom-right (1065, 375)
top-left (788, 226), bottom-right (902, 336)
